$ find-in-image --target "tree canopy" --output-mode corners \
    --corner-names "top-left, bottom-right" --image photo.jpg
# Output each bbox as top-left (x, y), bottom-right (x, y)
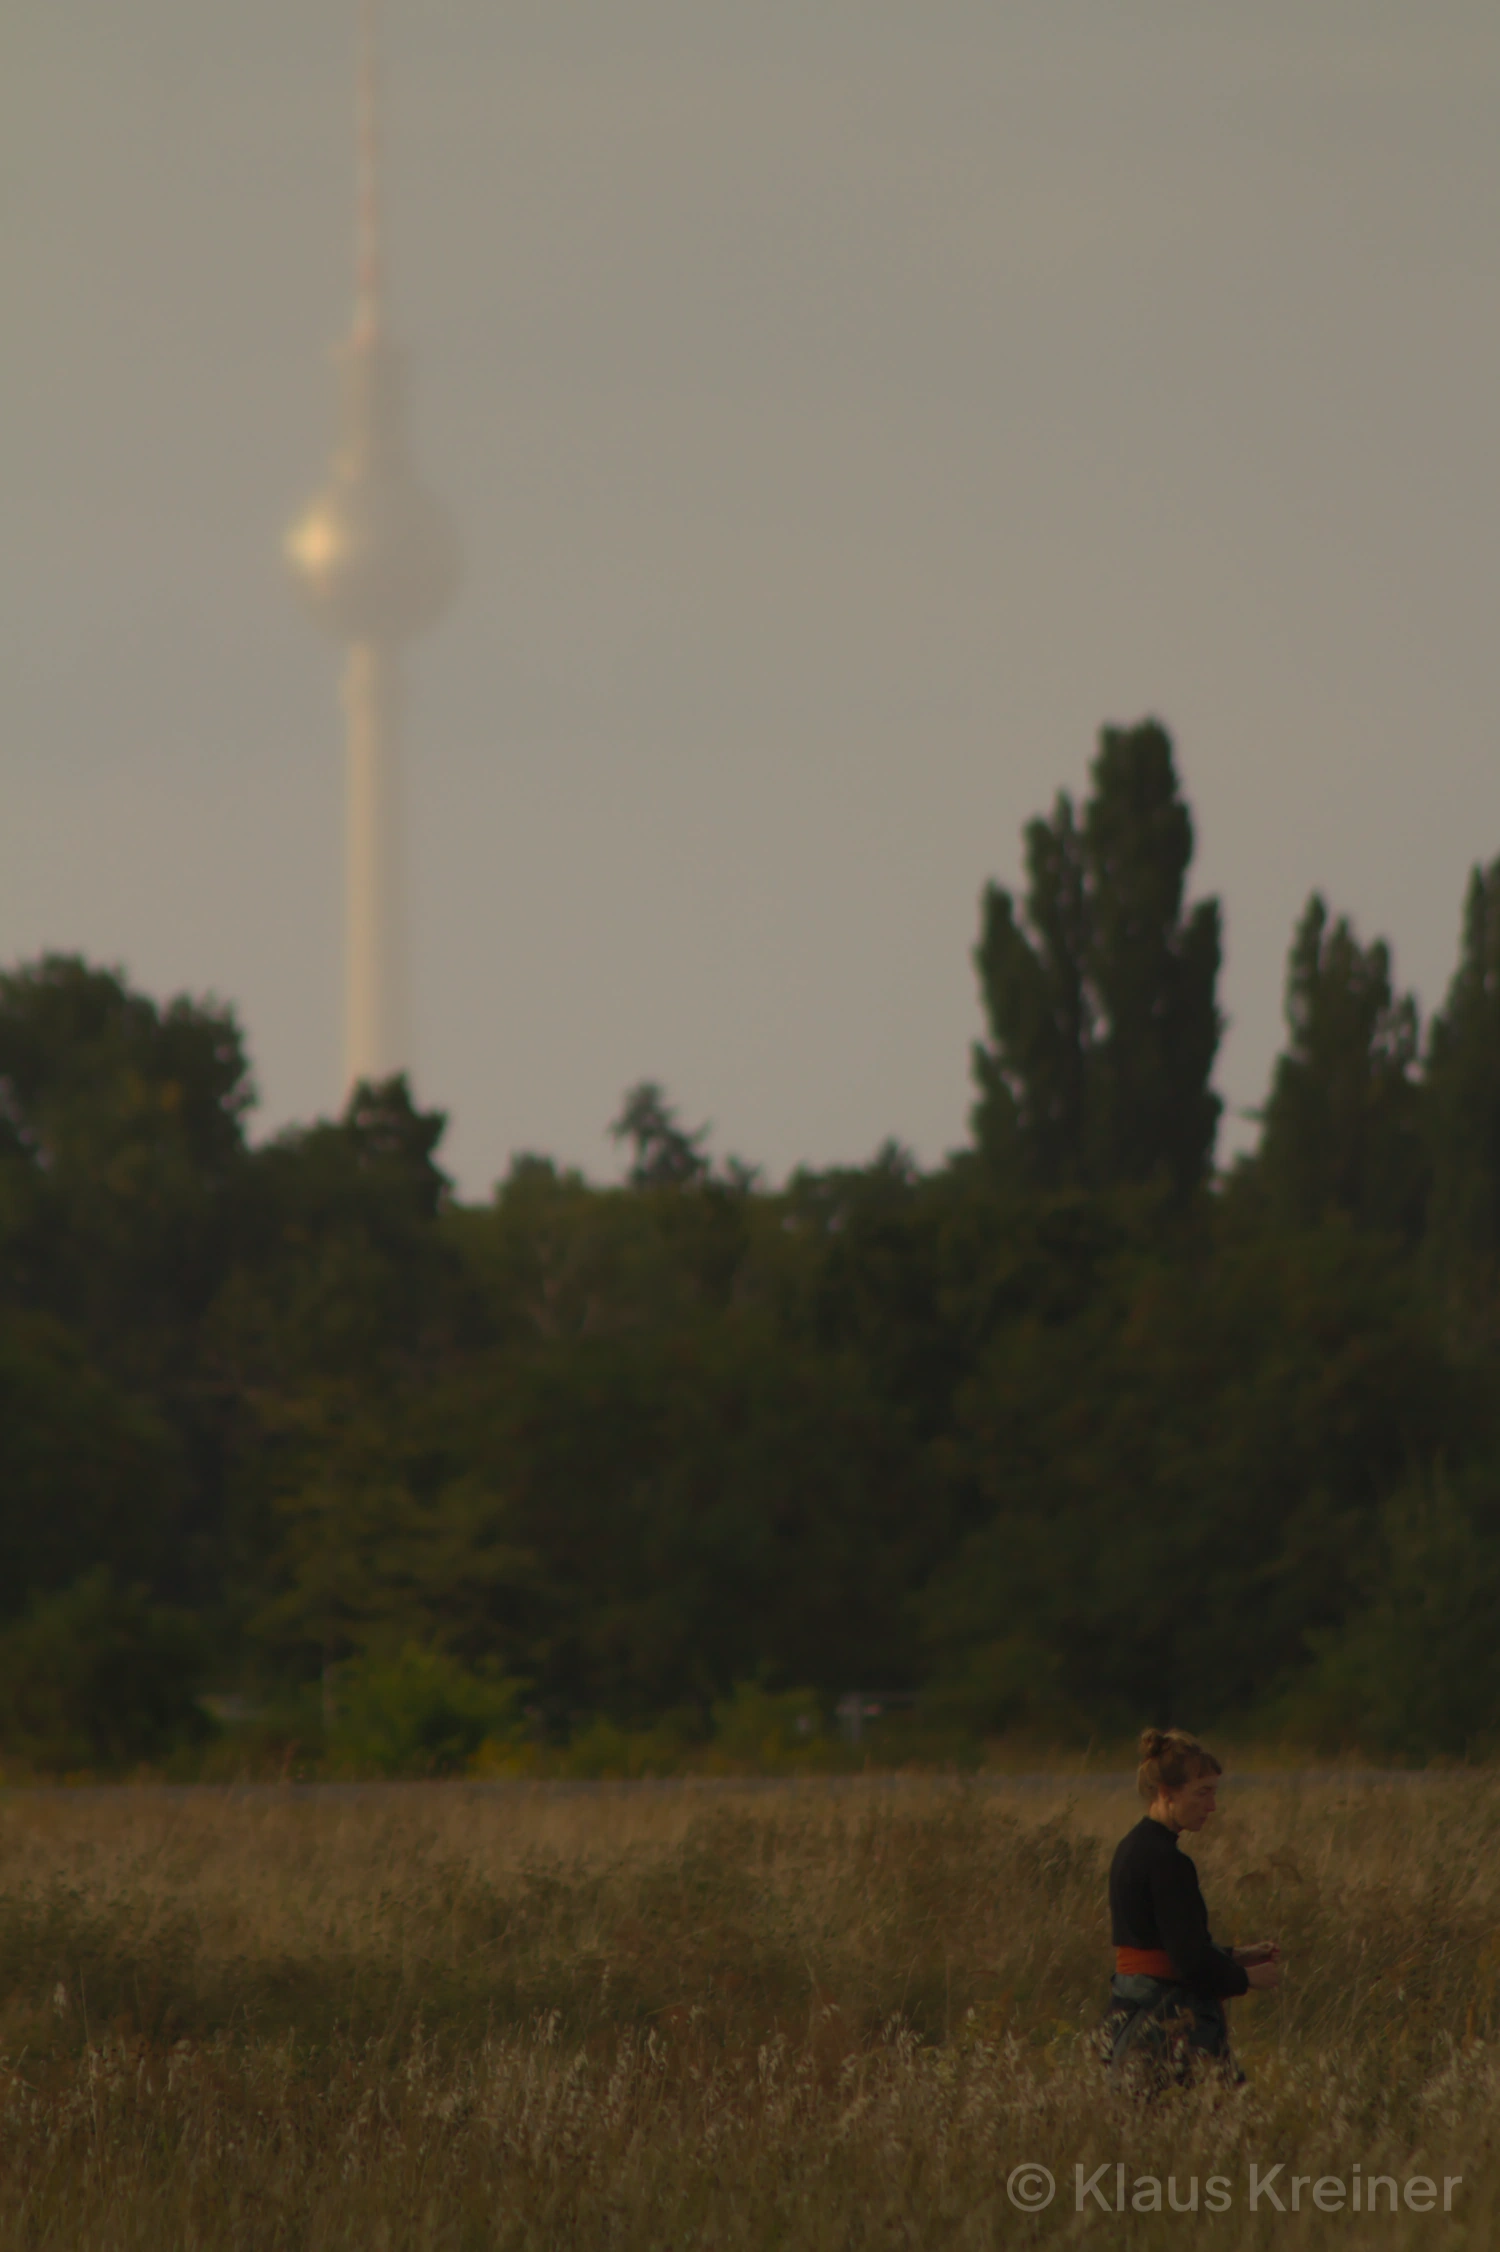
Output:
top-left (2, 740), bottom-right (1499, 1767)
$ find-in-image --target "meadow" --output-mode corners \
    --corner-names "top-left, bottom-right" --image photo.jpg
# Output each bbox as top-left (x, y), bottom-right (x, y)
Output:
top-left (0, 1774), bottom-right (1495, 2248)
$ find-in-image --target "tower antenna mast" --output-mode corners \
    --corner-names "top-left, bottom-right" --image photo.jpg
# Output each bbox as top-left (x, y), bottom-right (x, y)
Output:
top-left (355, 0), bottom-right (385, 342)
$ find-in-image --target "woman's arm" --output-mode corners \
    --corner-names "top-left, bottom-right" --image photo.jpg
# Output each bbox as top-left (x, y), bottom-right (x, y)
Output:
top-left (1148, 1854), bottom-right (1250, 1998)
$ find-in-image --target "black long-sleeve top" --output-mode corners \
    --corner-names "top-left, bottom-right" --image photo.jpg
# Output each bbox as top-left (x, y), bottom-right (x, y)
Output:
top-left (1108, 1816), bottom-right (1249, 1999)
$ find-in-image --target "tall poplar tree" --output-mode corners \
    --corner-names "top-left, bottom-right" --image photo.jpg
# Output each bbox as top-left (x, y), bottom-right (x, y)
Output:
top-left (1425, 859), bottom-right (1500, 1299)
top-left (1254, 894), bottom-right (1426, 1237)
top-left (971, 720), bottom-right (1222, 1195)
top-left (970, 794), bottom-right (1089, 1185)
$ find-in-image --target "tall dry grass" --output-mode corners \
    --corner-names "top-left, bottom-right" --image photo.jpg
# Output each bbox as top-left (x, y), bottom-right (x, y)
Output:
top-left (0, 1776), bottom-right (1495, 2246)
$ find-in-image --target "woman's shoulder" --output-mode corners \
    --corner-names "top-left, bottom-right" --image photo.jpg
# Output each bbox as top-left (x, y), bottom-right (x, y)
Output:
top-left (1111, 1814), bottom-right (1158, 1864)
top-left (1112, 1815), bottom-right (1176, 1865)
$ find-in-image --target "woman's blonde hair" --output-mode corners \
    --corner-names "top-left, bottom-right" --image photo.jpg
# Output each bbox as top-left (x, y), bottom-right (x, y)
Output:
top-left (1137, 1726), bottom-right (1222, 1802)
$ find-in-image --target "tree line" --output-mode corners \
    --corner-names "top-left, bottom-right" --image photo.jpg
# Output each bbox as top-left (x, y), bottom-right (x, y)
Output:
top-left (3, 718), bottom-right (1499, 1769)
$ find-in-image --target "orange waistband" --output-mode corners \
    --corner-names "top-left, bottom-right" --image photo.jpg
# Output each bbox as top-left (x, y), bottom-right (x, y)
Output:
top-left (1115, 1947), bottom-right (1175, 1978)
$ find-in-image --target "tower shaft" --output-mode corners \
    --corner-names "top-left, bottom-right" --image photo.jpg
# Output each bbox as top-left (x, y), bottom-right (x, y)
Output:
top-left (342, 640), bottom-right (407, 1089)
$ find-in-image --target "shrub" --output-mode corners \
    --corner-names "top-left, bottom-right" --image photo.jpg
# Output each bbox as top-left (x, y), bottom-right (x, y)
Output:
top-left (325, 1644), bottom-right (523, 1775)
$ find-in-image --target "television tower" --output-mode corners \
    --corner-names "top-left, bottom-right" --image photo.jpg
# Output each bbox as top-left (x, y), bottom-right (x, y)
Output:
top-left (286, 0), bottom-right (458, 1095)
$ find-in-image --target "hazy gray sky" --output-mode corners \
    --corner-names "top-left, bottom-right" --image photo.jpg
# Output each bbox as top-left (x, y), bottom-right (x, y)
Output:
top-left (6, 2), bottom-right (1499, 1194)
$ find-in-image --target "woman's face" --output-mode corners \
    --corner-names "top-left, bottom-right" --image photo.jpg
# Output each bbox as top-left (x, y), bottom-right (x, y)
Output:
top-left (1165, 1771), bottom-right (1220, 1831)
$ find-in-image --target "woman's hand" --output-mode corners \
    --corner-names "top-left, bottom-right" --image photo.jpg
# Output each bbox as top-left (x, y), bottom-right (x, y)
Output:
top-left (1236, 1941), bottom-right (1281, 1991)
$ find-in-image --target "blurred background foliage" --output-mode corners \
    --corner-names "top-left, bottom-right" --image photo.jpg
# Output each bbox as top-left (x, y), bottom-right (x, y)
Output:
top-left (3, 721), bottom-right (1500, 1772)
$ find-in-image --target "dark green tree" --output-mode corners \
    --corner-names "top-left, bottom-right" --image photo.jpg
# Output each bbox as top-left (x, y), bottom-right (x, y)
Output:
top-left (0, 954), bottom-right (252, 1380)
top-left (0, 1309), bottom-right (184, 1617)
top-left (1084, 724), bottom-right (1222, 1195)
top-left (0, 1572), bottom-right (213, 1771)
top-left (206, 1075), bottom-right (466, 1656)
top-left (212, 1073), bottom-right (456, 1392)
top-left (610, 1083), bottom-right (711, 1187)
top-left (922, 1227), bottom-right (1467, 1732)
top-left (1253, 894), bottom-right (1426, 1236)
top-left (450, 1313), bottom-right (931, 1717)
top-left (1425, 860), bottom-right (1500, 1303)
top-left (971, 799), bottom-right (1089, 1184)
top-left (0, 956), bottom-right (254, 1612)
top-left (972, 721), bottom-right (1221, 1195)
top-left (1290, 1470), bottom-right (1500, 1757)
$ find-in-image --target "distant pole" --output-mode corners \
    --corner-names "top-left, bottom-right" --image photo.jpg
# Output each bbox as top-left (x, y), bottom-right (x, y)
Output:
top-left (286, 0), bottom-right (458, 1099)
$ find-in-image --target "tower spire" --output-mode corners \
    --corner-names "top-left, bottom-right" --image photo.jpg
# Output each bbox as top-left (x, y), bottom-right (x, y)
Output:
top-left (354, 0), bottom-right (385, 343)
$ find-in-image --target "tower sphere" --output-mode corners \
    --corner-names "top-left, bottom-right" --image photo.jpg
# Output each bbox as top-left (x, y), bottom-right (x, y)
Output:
top-left (287, 336), bottom-right (459, 644)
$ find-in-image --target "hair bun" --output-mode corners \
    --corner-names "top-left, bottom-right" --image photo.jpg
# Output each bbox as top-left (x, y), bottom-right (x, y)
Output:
top-left (1136, 1725), bottom-right (1221, 1801)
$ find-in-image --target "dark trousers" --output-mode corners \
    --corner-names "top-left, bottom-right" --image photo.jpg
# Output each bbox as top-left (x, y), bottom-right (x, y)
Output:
top-left (1100, 1973), bottom-right (1241, 2088)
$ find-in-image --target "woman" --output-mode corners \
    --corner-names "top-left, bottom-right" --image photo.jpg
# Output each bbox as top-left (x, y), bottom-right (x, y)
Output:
top-left (1102, 1727), bottom-right (1280, 2085)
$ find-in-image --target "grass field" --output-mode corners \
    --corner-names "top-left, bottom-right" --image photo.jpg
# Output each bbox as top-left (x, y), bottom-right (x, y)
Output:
top-left (0, 1774), bottom-right (1495, 2247)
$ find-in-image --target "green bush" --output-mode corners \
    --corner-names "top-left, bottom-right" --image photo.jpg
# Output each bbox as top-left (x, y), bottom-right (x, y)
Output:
top-left (708, 1679), bottom-right (825, 1763)
top-left (325, 1644), bottom-right (523, 1775)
